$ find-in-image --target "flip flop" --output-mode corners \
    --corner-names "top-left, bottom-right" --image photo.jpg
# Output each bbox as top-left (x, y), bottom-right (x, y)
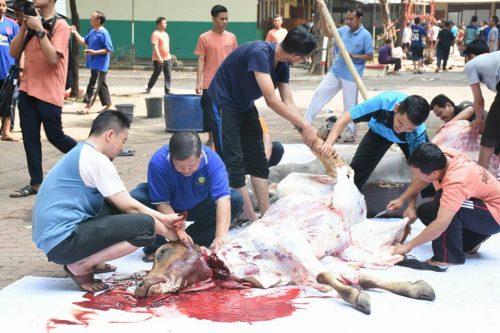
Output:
top-left (63, 265), bottom-right (108, 293)
top-left (10, 185), bottom-right (38, 198)
top-left (118, 148), bottom-right (135, 157)
top-left (91, 263), bottom-right (117, 274)
top-left (76, 109), bottom-right (90, 115)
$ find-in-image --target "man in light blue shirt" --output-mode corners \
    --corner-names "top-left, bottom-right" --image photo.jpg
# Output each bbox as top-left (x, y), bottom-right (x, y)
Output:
top-left (320, 91), bottom-right (430, 191)
top-left (305, 6), bottom-right (373, 142)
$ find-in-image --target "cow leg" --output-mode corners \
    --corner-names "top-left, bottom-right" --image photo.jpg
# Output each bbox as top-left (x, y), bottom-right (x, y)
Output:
top-left (317, 272), bottom-right (371, 314)
top-left (358, 274), bottom-right (435, 301)
top-left (277, 231), bottom-right (371, 314)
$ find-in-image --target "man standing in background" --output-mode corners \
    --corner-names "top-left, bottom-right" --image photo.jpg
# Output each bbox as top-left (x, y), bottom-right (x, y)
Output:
top-left (145, 17), bottom-right (171, 94)
top-left (487, 16), bottom-right (498, 52)
top-left (71, 11), bottom-right (113, 114)
top-left (265, 14), bottom-right (287, 43)
top-left (195, 5), bottom-right (237, 146)
top-left (305, 6), bottom-right (373, 142)
top-left (0, 0), bottom-right (19, 141)
top-left (10, 0), bottom-right (77, 197)
top-left (410, 17), bottom-right (426, 74)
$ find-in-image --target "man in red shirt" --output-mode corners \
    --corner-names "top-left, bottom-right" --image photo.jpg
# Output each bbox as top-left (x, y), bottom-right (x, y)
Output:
top-left (388, 143), bottom-right (500, 265)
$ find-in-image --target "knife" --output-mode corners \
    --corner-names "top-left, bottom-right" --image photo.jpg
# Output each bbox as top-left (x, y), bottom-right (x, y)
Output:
top-left (374, 209), bottom-right (390, 218)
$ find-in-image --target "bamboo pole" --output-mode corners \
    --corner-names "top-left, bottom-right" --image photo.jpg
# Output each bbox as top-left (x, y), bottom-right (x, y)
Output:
top-left (316, 0), bottom-right (369, 101)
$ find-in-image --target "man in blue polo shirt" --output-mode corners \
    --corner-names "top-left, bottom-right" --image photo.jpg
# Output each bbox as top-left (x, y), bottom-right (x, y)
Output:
top-left (305, 6), bottom-right (373, 142)
top-left (131, 131), bottom-right (243, 260)
top-left (320, 91), bottom-right (430, 217)
top-left (207, 26), bottom-right (318, 223)
top-left (71, 11), bottom-right (113, 114)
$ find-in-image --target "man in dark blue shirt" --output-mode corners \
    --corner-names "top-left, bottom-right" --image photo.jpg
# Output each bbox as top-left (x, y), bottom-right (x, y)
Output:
top-left (131, 131), bottom-right (243, 260)
top-left (410, 17), bottom-right (426, 74)
top-left (207, 27), bottom-right (318, 222)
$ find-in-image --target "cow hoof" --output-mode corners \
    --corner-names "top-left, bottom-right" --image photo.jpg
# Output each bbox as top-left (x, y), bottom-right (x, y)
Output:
top-left (410, 280), bottom-right (436, 301)
top-left (354, 292), bottom-right (371, 314)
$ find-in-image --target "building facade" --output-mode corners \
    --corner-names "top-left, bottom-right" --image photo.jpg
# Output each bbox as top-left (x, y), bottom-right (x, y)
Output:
top-left (64, 0), bottom-right (259, 60)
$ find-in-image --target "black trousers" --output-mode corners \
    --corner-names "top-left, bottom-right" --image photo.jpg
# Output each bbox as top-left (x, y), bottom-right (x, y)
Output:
top-left (211, 104), bottom-right (269, 188)
top-left (18, 92), bottom-right (77, 185)
top-left (436, 46), bottom-right (451, 70)
top-left (350, 129), bottom-right (434, 197)
top-left (417, 190), bottom-right (500, 264)
top-left (480, 84), bottom-right (500, 151)
top-left (147, 60), bottom-right (172, 94)
top-left (47, 202), bottom-right (155, 265)
top-left (201, 89), bottom-right (213, 132)
top-left (380, 57), bottom-right (401, 71)
top-left (350, 129), bottom-right (411, 189)
top-left (83, 69), bottom-right (111, 107)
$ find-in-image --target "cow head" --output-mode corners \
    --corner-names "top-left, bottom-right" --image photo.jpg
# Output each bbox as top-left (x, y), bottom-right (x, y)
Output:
top-left (134, 241), bottom-right (213, 298)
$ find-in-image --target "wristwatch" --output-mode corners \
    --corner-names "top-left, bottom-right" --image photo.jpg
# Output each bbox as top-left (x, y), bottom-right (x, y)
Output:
top-left (35, 30), bottom-right (46, 39)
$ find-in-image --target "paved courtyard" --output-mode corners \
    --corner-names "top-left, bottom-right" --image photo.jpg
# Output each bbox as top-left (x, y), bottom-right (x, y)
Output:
top-left (0, 55), bottom-right (496, 289)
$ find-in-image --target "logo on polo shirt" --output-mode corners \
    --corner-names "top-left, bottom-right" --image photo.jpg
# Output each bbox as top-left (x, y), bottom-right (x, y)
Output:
top-left (196, 176), bottom-right (206, 185)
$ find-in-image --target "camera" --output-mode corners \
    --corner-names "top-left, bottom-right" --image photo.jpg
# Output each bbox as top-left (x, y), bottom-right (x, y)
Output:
top-left (13, 0), bottom-right (38, 17)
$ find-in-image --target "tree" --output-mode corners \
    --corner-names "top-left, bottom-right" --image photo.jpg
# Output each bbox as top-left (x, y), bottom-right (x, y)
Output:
top-left (69, 0), bottom-right (80, 98)
top-left (378, 0), bottom-right (396, 41)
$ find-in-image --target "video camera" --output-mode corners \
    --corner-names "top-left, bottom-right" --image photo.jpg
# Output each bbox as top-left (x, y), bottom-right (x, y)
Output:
top-left (13, 0), bottom-right (38, 17)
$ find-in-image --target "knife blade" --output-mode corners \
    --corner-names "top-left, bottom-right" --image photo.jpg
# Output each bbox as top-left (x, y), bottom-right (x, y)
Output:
top-left (374, 209), bottom-right (389, 218)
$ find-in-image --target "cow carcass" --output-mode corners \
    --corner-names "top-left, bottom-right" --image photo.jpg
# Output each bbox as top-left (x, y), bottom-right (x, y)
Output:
top-left (135, 165), bottom-right (435, 314)
top-left (432, 120), bottom-right (500, 178)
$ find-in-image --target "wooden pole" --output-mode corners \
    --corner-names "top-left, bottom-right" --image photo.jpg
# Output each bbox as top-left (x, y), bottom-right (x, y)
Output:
top-left (316, 0), bottom-right (368, 101)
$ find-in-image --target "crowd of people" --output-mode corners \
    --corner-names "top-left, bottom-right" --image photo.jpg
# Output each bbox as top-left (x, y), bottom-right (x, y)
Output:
top-left (1, 0), bottom-right (499, 292)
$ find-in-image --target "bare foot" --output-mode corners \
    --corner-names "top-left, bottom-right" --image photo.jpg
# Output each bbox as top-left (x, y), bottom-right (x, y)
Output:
top-left (426, 259), bottom-right (461, 267)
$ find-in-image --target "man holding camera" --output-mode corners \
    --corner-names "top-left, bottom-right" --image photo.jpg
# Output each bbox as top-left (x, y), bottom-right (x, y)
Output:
top-left (9, 0), bottom-right (76, 198)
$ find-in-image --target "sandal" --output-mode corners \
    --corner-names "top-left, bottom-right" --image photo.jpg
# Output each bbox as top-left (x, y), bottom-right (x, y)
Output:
top-left (10, 185), bottom-right (38, 198)
top-left (63, 265), bottom-right (108, 293)
top-left (92, 262), bottom-right (117, 274)
top-left (142, 253), bottom-right (155, 263)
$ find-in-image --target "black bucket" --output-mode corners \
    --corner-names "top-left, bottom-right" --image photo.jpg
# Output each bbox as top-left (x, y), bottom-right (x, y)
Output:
top-left (116, 104), bottom-right (135, 123)
top-left (145, 97), bottom-right (163, 118)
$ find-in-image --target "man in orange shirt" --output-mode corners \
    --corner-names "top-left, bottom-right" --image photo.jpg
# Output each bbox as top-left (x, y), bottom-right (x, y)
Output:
top-left (145, 17), bottom-right (171, 94)
top-left (195, 5), bottom-right (237, 145)
top-left (9, 0), bottom-right (76, 198)
top-left (265, 14), bottom-right (288, 43)
top-left (388, 143), bottom-right (500, 265)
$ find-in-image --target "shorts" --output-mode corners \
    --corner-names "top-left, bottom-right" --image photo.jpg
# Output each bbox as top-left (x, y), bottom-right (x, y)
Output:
top-left (480, 87), bottom-right (500, 153)
top-left (47, 210), bottom-right (155, 265)
top-left (410, 46), bottom-right (424, 61)
top-left (211, 104), bottom-right (269, 188)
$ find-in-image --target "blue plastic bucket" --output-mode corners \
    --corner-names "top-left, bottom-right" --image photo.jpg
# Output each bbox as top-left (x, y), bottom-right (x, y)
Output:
top-left (164, 94), bottom-right (203, 132)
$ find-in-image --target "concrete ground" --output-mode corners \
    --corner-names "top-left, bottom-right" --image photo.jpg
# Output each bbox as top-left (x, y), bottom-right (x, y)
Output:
top-left (0, 54), bottom-right (496, 289)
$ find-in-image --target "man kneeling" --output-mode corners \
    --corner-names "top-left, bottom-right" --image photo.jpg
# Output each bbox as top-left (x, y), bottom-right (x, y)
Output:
top-left (389, 143), bottom-right (500, 265)
top-left (32, 111), bottom-right (183, 292)
top-left (131, 131), bottom-right (243, 261)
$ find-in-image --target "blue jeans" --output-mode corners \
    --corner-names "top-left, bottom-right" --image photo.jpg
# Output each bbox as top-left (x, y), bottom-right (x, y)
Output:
top-left (130, 183), bottom-right (243, 252)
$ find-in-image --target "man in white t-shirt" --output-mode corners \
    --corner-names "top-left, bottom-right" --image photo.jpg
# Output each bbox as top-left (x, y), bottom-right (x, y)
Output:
top-left (463, 43), bottom-right (500, 170)
top-left (32, 111), bottom-right (184, 293)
